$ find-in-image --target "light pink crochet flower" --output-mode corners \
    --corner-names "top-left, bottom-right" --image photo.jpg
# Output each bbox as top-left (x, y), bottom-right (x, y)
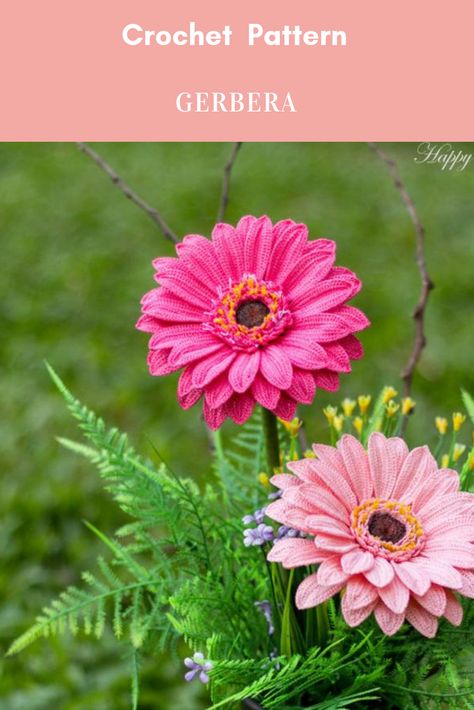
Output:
top-left (267, 433), bottom-right (474, 637)
top-left (136, 216), bottom-right (369, 429)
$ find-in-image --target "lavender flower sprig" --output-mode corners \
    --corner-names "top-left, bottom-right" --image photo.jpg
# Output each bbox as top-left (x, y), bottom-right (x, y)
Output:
top-left (184, 652), bottom-right (213, 683)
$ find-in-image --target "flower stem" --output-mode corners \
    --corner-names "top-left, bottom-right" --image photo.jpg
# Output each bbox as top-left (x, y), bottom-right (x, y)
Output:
top-left (262, 408), bottom-right (280, 475)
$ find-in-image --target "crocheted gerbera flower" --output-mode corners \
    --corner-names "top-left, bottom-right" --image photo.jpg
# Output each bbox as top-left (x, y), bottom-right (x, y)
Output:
top-left (136, 216), bottom-right (369, 429)
top-left (267, 433), bottom-right (474, 637)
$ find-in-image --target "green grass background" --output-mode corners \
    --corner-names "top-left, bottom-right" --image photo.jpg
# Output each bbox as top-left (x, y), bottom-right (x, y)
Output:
top-left (0, 142), bottom-right (473, 709)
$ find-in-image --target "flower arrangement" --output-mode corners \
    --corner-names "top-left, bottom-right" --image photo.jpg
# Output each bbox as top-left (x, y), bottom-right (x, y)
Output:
top-left (8, 194), bottom-right (474, 708)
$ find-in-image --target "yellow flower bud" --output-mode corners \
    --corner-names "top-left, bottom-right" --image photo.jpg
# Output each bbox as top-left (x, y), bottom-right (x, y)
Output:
top-left (401, 397), bottom-right (416, 416)
top-left (435, 417), bottom-right (448, 435)
top-left (303, 449), bottom-right (316, 458)
top-left (353, 416), bottom-right (363, 435)
top-left (333, 414), bottom-right (345, 433)
top-left (468, 450), bottom-right (474, 471)
top-left (383, 386), bottom-right (398, 404)
top-left (357, 395), bottom-right (372, 415)
top-left (323, 405), bottom-right (338, 425)
top-left (453, 443), bottom-right (466, 463)
top-left (441, 454), bottom-right (450, 468)
top-left (278, 416), bottom-right (302, 438)
top-left (341, 398), bottom-right (356, 417)
top-left (452, 412), bottom-right (466, 432)
top-left (258, 472), bottom-right (271, 489)
top-left (385, 400), bottom-right (400, 417)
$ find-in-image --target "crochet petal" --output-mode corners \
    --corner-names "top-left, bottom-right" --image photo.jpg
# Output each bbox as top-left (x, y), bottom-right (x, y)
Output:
top-left (413, 585), bottom-right (446, 617)
top-left (252, 374), bottom-right (280, 410)
top-left (202, 400), bottom-right (228, 430)
top-left (341, 549), bottom-right (375, 575)
top-left (243, 215), bottom-right (273, 278)
top-left (204, 372), bottom-right (234, 409)
top-left (315, 534), bottom-right (357, 554)
top-left (147, 349), bottom-right (178, 376)
top-left (378, 575), bottom-right (410, 614)
top-left (338, 334), bottom-right (364, 360)
top-left (295, 574), bottom-right (344, 609)
top-left (168, 334), bottom-right (223, 368)
top-left (321, 343), bottom-right (352, 372)
top-left (142, 291), bottom-right (204, 322)
top-left (344, 576), bottom-right (379, 610)
top-left (176, 234), bottom-right (227, 287)
top-left (305, 515), bottom-right (352, 539)
top-left (225, 392), bottom-right (255, 425)
top-left (443, 591), bottom-right (464, 626)
top-left (393, 561), bottom-right (431, 596)
top-left (364, 556), bottom-right (395, 588)
top-left (460, 570), bottom-right (474, 598)
top-left (374, 602), bottom-right (405, 636)
top-left (337, 434), bottom-right (373, 501)
top-left (272, 394), bottom-right (298, 421)
top-left (313, 369), bottom-right (340, 392)
top-left (266, 222), bottom-right (308, 283)
top-left (228, 351), bottom-right (261, 393)
top-left (286, 368), bottom-right (316, 404)
top-left (413, 558), bottom-right (463, 590)
top-left (317, 556), bottom-right (350, 586)
top-left (191, 349), bottom-right (236, 388)
top-left (267, 538), bottom-right (329, 567)
top-left (342, 596), bottom-right (377, 627)
top-left (405, 601), bottom-right (438, 638)
top-left (279, 334), bottom-right (328, 369)
top-left (290, 275), bottom-right (361, 312)
top-left (368, 432), bottom-right (401, 500)
top-left (283, 239), bottom-right (336, 292)
top-left (260, 344), bottom-right (293, 389)
top-left (212, 222), bottom-right (244, 280)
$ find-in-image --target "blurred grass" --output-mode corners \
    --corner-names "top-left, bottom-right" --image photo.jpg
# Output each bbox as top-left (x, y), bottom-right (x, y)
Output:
top-left (0, 142), bottom-right (473, 708)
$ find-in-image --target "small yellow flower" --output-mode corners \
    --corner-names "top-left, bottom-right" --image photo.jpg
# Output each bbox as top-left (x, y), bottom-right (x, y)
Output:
top-left (357, 395), bottom-right (372, 415)
top-left (453, 443), bottom-right (466, 463)
top-left (304, 449), bottom-right (316, 459)
top-left (323, 405), bottom-right (338, 425)
top-left (383, 386), bottom-right (398, 404)
top-left (258, 472), bottom-right (271, 489)
top-left (341, 398), bottom-right (356, 417)
top-left (385, 400), bottom-right (400, 417)
top-left (401, 397), bottom-right (416, 416)
top-left (441, 454), bottom-right (450, 468)
top-left (333, 414), bottom-right (345, 433)
top-left (353, 416), bottom-right (363, 435)
top-left (452, 412), bottom-right (466, 432)
top-left (435, 417), bottom-right (448, 435)
top-left (278, 417), bottom-right (302, 438)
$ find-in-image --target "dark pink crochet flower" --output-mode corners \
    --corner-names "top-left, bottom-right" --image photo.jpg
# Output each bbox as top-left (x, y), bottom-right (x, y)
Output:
top-left (136, 216), bottom-right (369, 429)
top-left (267, 433), bottom-right (474, 637)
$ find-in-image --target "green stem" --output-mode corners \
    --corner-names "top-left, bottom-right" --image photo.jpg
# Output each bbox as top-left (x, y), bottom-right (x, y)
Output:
top-left (262, 407), bottom-right (280, 475)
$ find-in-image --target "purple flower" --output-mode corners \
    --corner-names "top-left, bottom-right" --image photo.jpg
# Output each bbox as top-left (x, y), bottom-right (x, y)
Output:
top-left (274, 525), bottom-right (302, 542)
top-left (243, 523), bottom-right (274, 547)
top-left (255, 600), bottom-right (274, 635)
top-left (242, 507), bottom-right (267, 525)
top-left (268, 490), bottom-right (282, 501)
top-left (184, 652), bottom-right (213, 683)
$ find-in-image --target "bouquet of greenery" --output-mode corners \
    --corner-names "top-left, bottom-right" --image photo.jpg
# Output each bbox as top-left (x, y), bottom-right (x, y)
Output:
top-left (8, 147), bottom-right (474, 710)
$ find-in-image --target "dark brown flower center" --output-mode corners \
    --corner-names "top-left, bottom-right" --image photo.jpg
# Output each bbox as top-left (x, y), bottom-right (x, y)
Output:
top-left (236, 300), bottom-right (270, 328)
top-left (368, 512), bottom-right (406, 543)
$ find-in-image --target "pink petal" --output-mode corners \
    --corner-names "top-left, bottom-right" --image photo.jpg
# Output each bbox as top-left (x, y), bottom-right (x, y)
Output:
top-left (290, 276), bottom-right (361, 312)
top-left (309, 457), bottom-right (358, 511)
top-left (260, 345), bottom-right (293, 389)
top-left (267, 538), bottom-right (328, 567)
top-left (374, 602), bottom-right (405, 636)
top-left (202, 401), bottom-right (227, 430)
top-left (252, 374), bottom-right (280, 410)
top-left (212, 222), bottom-right (244, 281)
top-left (136, 314), bottom-right (160, 333)
top-left (147, 349), bottom-right (177, 376)
top-left (368, 432), bottom-right (400, 500)
top-left (176, 234), bottom-right (227, 287)
top-left (414, 558), bottom-right (463, 590)
top-left (178, 385), bottom-right (202, 410)
top-left (228, 351), bottom-right (261, 393)
top-left (317, 557), bottom-right (350, 586)
top-left (341, 549), bottom-right (375, 575)
top-left (142, 290), bottom-right (205, 323)
top-left (378, 575), bottom-right (410, 614)
top-left (295, 574), bottom-right (343, 610)
top-left (204, 373), bottom-right (234, 409)
top-left (293, 484), bottom-right (349, 524)
top-left (286, 368), bottom-right (316, 404)
top-left (191, 349), bottom-right (236, 388)
top-left (156, 267), bottom-right (214, 307)
top-left (315, 534), bottom-right (357, 554)
top-left (305, 515), bottom-right (352, 539)
top-left (339, 334), bottom-right (364, 360)
top-left (284, 239), bottom-right (336, 291)
top-left (364, 557), bottom-right (395, 588)
top-left (243, 215), bottom-right (273, 278)
top-left (178, 367), bottom-right (195, 397)
top-left (266, 222), bottom-right (308, 284)
top-left (168, 335), bottom-right (222, 368)
top-left (413, 585), bottom-right (446, 617)
top-left (149, 323), bottom-right (203, 349)
top-left (272, 394), bottom-right (297, 421)
top-left (337, 434), bottom-right (373, 501)
top-left (321, 343), bottom-right (351, 372)
top-left (391, 445), bottom-right (437, 504)
top-left (405, 600), bottom-right (438, 637)
top-left (293, 313), bottom-right (352, 341)
top-left (313, 369), bottom-right (340, 392)
top-left (423, 542), bottom-right (474, 569)
top-left (267, 500), bottom-right (313, 532)
top-left (394, 561), bottom-right (431, 596)
top-left (460, 570), bottom-right (474, 598)
top-left (152, 255), bottom-right (177, 276)
top-left (344, 576), bottom-right (379, 609)
top-left (342, 596), bottom-right (377, 627)
top-left (279, 335), bottom-right (328, 370)
top-left (444, 591), bottom-right (464, 626)
top-left (225, 393), bottom-right (255, 425)
top-left (270, 473), bottom-right (301, 490)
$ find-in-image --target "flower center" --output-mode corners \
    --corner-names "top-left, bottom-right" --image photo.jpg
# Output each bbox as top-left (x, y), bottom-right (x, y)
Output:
top-left (236, 300), bottom-right (270, 328)
top-left (368, 512), bottom-right (406, 543)
top-left (351, 498), bottom-right (424, 561)
top-left (205, 275), bottom-right (292, 351)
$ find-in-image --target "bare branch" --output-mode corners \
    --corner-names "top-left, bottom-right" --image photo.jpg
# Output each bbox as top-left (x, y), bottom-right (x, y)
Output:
top-left (368, 143), bottom-right (434, 396)
top-left (77, 142), bottom-right (178, 244)
top-left (217, 142), bottom-right (243, 222)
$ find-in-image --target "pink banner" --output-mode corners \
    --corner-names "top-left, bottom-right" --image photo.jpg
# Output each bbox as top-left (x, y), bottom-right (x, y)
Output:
top-left (1, 0), bottom-right (473, 140)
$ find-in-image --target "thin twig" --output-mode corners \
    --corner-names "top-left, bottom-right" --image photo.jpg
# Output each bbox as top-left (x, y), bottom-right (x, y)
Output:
top-left (217, 142), bottom-right (242, 222)
top-left (368, 143), bottom-right (434, 396)
top-left (76, 142), bottom-right (178, 244)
